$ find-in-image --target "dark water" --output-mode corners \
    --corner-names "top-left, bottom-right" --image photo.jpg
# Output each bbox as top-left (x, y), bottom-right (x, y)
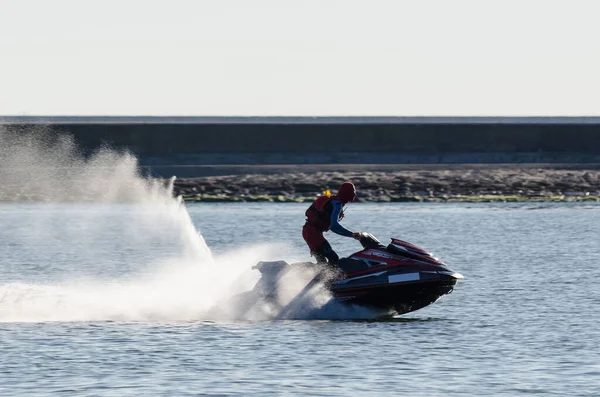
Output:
top-left (1, 203), bottom-right (599, 396)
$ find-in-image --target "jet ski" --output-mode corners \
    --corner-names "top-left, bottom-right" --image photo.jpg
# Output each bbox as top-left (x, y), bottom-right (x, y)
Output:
top-left (249, 233), bottom-right (463, 318)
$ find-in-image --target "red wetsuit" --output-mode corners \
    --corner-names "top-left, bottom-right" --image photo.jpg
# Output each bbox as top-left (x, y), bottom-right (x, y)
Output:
top-left (302, 195), bottom-right (336, 253)
top-left (302, 194), bottom-right (355, 263)
top-left (302, 182), bottom-right (357, 264)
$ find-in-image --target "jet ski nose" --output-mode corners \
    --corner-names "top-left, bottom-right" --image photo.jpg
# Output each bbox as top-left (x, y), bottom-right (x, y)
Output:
top-left (438, 270), bottom-right (464, 279)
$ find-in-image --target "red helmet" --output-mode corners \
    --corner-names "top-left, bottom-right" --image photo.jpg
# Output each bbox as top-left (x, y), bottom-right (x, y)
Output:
top-left (337, 182), bottom-right (357, 204)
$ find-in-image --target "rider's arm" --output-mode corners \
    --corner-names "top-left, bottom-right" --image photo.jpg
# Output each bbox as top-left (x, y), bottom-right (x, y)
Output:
top-left (329, 201), bottom-right (353, 237)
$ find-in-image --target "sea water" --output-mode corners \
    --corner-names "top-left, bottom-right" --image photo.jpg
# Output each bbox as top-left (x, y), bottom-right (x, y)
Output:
top-left (1, 202), bottom-right (599, 396)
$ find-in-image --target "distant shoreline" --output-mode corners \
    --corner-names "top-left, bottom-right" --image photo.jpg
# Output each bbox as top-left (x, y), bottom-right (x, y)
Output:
top-left (171, 167), bottom-right (600, 203)
top-left (0, 164), bottom-right (598, 203)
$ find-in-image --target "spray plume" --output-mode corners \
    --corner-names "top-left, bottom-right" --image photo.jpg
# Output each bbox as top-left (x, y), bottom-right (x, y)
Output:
top-left (0, 127), bottom-right (379, 322)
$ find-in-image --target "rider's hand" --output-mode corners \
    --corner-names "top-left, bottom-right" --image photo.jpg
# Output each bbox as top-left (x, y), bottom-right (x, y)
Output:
top-left (352, 232), bottom-right (362, 240)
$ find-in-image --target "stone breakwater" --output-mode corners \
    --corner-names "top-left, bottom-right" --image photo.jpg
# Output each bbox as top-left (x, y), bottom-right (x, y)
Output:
top-left (172, 168), bottom-right (600, 203)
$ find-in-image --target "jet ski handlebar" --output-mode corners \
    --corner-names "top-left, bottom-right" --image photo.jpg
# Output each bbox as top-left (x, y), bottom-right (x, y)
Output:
top-left (355, 232), bottom-right (384, 249)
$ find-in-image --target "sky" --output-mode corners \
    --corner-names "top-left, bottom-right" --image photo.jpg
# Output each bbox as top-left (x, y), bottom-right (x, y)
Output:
top-left (1, 0), bottom-right (599, 116)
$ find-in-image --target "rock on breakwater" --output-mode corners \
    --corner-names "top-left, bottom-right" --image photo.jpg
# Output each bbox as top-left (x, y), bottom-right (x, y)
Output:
top-left (171, 168), bottom-right (600, 203)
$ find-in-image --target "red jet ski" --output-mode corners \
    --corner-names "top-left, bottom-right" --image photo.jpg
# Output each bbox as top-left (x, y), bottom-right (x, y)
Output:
top-left (253, 233), bottom-right (463, 318)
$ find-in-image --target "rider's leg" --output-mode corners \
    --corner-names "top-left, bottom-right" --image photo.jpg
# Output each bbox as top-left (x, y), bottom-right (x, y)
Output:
top-left (314, 240), bottom-right (339, 268)
top-left (302, 224), bottom-right (339, 268)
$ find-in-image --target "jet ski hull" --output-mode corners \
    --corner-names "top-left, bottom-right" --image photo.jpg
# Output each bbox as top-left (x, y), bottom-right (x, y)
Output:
top-left (332, 277), bottom-right (458, 315)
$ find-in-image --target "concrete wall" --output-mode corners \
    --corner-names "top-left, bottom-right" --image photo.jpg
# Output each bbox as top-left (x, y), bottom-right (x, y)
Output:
top-left (5, 120), bottom-right (600, 165)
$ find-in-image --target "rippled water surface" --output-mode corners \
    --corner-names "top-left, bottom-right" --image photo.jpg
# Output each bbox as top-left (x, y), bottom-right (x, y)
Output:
top-left (1, 202), bottom-right (599, 396)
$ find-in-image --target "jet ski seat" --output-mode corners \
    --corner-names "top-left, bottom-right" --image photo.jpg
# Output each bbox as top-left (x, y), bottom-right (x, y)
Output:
top-left (338, 257), bottom-right (370, 274)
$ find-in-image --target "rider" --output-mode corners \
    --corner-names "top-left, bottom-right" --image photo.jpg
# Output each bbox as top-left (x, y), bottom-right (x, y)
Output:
top-left (302, 182), bottom-right (361, 267)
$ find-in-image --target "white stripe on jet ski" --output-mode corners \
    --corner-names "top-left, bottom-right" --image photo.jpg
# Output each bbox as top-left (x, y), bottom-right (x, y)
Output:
top-left (336, 271), bottom-right (387, 284)
top-left (388, 273), bottom-right (420, 283)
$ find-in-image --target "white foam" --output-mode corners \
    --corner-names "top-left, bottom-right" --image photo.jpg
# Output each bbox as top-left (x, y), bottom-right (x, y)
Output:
top-left (0, 244), bottom-right (286, 323)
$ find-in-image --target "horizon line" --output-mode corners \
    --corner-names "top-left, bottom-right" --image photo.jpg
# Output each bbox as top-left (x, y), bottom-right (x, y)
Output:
top-left (3, 115), bottom-right (600, 125)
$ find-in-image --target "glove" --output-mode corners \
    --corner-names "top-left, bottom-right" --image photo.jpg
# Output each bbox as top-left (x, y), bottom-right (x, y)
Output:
top-left (352, 232), bottom-right (362, 240)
